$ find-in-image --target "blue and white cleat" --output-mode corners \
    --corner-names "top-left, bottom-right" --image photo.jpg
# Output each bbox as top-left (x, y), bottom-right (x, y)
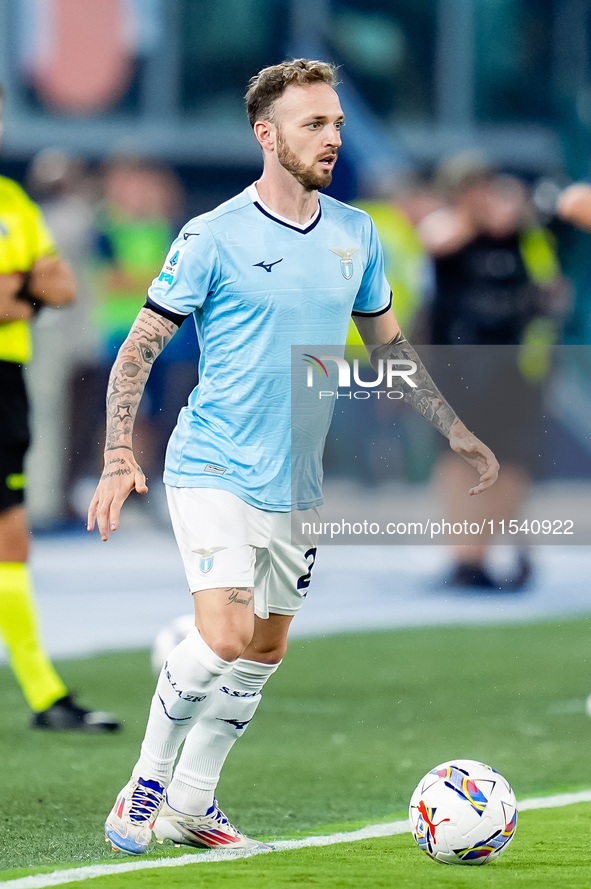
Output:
top-left (105, 777), bottom-right (166, 855)
top-left (154, 797), bottom-right (271, 851)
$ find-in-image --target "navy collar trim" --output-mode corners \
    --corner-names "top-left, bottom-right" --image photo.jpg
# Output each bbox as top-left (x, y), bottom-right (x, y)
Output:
top-left (247, 184), bottom-right (322, 234)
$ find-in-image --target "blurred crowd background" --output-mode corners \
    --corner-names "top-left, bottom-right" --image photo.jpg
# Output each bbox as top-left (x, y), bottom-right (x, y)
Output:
top-left (2, 0), bottom-right (591, 530)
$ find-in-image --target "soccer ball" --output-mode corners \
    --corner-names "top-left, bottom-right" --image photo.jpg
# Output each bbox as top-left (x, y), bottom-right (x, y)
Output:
top-left (409, 759), bottom-right (517, 865)
top-left (151, 614), bottom-right (194, 675)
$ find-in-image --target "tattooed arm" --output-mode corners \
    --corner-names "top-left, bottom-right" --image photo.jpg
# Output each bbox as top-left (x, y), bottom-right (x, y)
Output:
top-left (87, 308), bottom-right (179, 539)
top-left (354, 311), bottom-right (499, 495)
top-left (370, 331), bottom-right (458, 439)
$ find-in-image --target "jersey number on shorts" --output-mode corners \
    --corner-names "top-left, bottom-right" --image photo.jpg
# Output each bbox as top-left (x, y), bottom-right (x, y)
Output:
top-left (297, 547), bottom-right (317, 593)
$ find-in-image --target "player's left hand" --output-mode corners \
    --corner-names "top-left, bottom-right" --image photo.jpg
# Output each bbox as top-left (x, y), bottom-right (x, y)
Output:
top-left (448, 422), bottom-right (499, 495)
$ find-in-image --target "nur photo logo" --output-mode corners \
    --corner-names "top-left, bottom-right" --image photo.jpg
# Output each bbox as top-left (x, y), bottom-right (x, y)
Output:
top-left (303, 353), bottom-right (417, 399)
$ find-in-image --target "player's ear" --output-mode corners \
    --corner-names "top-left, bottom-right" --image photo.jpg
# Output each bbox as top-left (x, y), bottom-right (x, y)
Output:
top-left (253, 119), bottom-right (276, 153)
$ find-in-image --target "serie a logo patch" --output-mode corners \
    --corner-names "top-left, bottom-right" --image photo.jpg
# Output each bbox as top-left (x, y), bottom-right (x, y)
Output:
top-left (158, 243), bottom-right (186, 286)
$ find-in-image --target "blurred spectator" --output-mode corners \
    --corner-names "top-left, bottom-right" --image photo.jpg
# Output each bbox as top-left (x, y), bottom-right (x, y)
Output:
top-left (76, 157), bottom-right (198, 518)
top-left (93, 157), bottom-right (185, 357)
top-left (324, 175), bottom-right (439, 484)
top-left (555, 181), bottom-right (591, 348)
top-left (419, 152), bottom-right (570, 590)
top-left (558, 183), bottom-right (591, 232)
top-left (355, 174), bottom-right (439, 336)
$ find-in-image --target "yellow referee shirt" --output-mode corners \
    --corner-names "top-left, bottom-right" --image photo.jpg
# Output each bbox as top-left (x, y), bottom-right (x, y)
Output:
top-left (0, 175), bottom-right (56, 364)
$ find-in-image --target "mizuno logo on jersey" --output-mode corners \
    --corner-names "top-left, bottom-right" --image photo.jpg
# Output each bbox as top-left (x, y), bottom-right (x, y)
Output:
top-left (330, 247), bottom-right (358, 280)
top-left (183, 232), bottom-right (200, 239)
top-left (253, 258), bottom-right (283, 273)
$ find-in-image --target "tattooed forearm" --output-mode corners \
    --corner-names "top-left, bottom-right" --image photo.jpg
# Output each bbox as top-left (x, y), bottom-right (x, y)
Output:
top-left (371, 333), bottom-right (458, 438)
top-left (225, 588), bottom-right (254, 607)
top-left (104, 309), bottom-right (177, 452)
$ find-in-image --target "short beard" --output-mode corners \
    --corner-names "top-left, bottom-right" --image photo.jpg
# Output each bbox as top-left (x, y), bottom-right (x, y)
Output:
top-left (276, 128), bottom-right (333, 192)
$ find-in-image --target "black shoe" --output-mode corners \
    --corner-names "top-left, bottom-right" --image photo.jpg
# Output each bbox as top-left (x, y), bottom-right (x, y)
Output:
top-left (31, 694), bottom-right (121, 732)
top-left (446, 563), bottom-right (497, 589)
top-left (497, 550), bottom-right (533, 592)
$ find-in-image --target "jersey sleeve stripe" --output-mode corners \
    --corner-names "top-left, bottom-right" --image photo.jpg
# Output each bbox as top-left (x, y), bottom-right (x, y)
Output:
top-left (144, 296), bottom-right (188, 327)
top-left (351, 291), bottom-right (393, 317)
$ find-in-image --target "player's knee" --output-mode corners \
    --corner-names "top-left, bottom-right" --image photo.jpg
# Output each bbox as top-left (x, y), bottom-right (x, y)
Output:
top-left (208, 641), bottom-right (249, 662)
top-left (200, 629), bottom-right (253, 663)
top-left (259, 647), bottom-right (286, 664)
top-left (244, 638), bottom-right (288, 664)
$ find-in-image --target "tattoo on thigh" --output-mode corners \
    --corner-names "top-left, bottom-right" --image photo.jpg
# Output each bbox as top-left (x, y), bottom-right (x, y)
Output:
top-left (225, 587), bottom-right (253, 607)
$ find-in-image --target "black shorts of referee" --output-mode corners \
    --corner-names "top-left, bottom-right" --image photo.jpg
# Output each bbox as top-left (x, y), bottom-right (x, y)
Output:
top-left (0, 360), bottom-right (30, 513)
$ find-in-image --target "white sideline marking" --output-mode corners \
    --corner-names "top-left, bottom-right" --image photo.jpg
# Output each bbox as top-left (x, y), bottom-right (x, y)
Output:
top-left (3, 789), bottom-right (591, 888)
top-left (517, 789), bottom-right (591, 810)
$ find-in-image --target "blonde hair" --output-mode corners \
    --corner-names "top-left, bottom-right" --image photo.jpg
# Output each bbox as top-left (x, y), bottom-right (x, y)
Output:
top-left (245, 59), bottom-right (338, 128)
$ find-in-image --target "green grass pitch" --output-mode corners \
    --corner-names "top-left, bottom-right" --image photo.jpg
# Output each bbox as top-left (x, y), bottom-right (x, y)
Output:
top-left (1, 617), bottom-right (590, 886)
top-left (16, 807), bottom-right (591, 889)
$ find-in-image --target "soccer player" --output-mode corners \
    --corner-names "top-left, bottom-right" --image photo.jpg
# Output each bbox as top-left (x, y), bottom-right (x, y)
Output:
top-left (0, 84), bottom-right (120, 731)
top-left (88, 59), bottom-right (498, 854)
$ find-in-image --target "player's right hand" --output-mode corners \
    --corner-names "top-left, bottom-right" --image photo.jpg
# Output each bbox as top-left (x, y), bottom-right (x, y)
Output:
top-left (449, 425), bottom-right (499, 495)
top-left (87, 448), bottom-right (148, 541)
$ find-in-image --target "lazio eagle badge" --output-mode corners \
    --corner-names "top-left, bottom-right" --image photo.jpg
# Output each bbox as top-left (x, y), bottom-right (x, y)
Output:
top-left (330, 247), bottom-right (358, 280)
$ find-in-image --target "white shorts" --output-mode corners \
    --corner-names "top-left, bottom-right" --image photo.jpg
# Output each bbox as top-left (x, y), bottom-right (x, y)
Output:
top-left (166, 487), bottom-right (319, 619)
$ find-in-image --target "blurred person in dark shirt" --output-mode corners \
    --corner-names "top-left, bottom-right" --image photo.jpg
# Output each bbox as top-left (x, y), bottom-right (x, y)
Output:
top-left (419, 152), bottom-right (568, 590)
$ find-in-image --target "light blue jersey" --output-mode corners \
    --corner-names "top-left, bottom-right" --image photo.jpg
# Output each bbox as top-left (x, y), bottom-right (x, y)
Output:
top-left (147, 184), bottom-right (391, 510)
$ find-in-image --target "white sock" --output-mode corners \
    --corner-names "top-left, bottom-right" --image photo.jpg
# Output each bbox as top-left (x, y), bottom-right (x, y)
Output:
top-left (133, 627), bottom-right (233, 785)
top-left (166, 658), bottom-right (280, 814)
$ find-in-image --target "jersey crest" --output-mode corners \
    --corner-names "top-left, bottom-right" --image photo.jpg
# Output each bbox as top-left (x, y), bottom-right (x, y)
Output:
top-left (330, 247), bottom-right (358, 280)
top-left (195, 547), bottom-right (225, 574)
